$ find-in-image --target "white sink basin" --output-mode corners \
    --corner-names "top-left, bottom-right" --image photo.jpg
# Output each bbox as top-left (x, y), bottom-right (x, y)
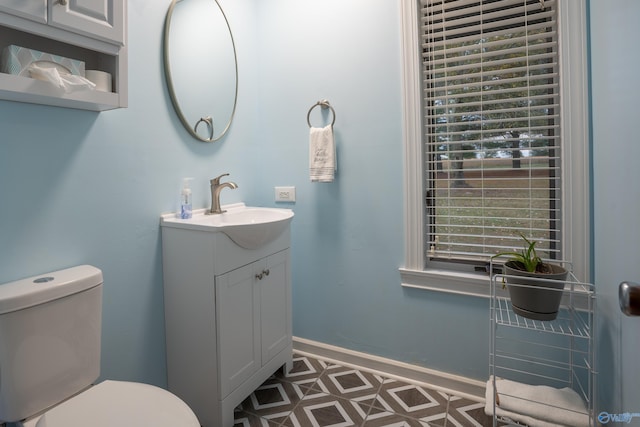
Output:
top-left (161, 203), bottom-right (294, 249)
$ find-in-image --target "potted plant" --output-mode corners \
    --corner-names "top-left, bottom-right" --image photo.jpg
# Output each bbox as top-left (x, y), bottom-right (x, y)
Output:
top-left (492, 234), bottom-right (568, 321)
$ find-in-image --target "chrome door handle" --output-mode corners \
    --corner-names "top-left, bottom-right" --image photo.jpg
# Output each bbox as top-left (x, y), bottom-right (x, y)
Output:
top-left (619, 281), bottom-right (640, 317)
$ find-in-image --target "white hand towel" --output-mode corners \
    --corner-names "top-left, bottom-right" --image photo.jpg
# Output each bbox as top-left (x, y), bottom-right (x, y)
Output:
top-left (309, 125), bottom-right (336, 182)
top-left (484, 376), bottom-right (590, 427)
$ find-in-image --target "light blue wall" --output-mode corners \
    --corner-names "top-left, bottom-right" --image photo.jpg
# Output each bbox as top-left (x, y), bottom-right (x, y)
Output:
top-left (0, 0), bottom-right (260, 384)
top-left (0, 0), bottom-right (626, 407)
top-left (246, 0), bottom-right (492, 380)
top-left (0, 0), bottom-right (492, 387)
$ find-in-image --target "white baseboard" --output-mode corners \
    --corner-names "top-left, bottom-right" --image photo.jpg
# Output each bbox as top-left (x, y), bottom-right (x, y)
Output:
top-left (292, 336), bottom-right (486, 402)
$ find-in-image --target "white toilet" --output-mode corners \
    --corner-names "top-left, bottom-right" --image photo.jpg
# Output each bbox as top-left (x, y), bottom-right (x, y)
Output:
top-left (0, 265), bottom-right (200, 427)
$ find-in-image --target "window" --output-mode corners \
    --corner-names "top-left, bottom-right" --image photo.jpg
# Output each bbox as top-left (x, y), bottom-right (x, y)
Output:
top-left (424, 0), bottom-right (560, 264)
top-left (400, 0), bottom-right (590, 296)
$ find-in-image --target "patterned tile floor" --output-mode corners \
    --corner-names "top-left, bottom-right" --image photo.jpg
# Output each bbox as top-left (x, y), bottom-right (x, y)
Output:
top-left (233, 352), bottom-right (495, 427)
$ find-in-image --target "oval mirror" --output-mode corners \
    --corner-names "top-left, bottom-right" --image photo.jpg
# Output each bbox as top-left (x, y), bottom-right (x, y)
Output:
top-left (163, 0), bottom-right (238, 142)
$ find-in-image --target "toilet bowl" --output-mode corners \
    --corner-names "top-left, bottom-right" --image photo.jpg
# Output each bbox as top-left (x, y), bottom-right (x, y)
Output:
top-left (0, 265), bottom-right (200, 427)
top-left (21, 381), bottom-right (199, 427)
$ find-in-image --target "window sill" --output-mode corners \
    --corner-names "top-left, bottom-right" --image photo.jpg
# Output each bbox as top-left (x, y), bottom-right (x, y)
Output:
top-left (399, 267), bottom-right (501, 298)
top-left (399, 267), bottom-right (593, 311)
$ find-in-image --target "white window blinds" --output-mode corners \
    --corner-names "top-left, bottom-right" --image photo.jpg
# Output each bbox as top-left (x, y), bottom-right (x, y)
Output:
top-left (421, 0), bottom-right (561, 263)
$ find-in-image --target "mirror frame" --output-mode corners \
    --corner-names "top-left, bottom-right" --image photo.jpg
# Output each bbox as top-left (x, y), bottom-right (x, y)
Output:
top-left (163, 0), bottom-right (239, 142)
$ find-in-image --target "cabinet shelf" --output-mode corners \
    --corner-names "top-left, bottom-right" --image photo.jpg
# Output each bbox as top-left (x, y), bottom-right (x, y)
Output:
top-left (0, 72), bottom-right (121, 111)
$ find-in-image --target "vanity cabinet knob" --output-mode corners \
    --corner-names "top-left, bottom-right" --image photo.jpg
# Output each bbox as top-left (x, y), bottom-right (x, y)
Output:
top-left (255, 269), bottom-right (270, 280)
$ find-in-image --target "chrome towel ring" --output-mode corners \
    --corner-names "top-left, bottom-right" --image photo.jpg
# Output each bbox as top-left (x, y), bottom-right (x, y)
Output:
top-left (307, 99), bottom-right (336, 128)
top-left (194, 116), bottom-right (214, 141)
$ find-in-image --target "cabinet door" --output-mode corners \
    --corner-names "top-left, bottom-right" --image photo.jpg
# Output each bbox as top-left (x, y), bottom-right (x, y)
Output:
top-left (49, 0), bottom-right (124, 45)
top-left (0, 0), bottom-right (46, 23)
top-left (259, 250), bottom-right (291, 364)
top-left (215, 262), bottom-right (260, 399)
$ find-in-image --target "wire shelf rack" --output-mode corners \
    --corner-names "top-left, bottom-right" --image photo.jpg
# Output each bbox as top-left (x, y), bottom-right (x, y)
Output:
top-left (489, 262), bottom-right (596, 427)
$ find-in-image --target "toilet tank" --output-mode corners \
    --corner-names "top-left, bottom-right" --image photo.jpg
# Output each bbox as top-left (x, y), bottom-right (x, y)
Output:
top-left (0, 265), bottom-right (103, 423)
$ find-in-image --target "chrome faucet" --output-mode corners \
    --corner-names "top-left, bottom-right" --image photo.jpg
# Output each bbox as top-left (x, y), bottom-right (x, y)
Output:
top-left (207, 173), bottom-right (238, 214)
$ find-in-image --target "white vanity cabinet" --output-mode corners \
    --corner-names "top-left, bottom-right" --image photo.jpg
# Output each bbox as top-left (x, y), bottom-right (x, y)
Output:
top-left (0, 0), bottom-right (127, 110)
top-left (161, 221), bottom-right (293, 427)
top-left (217, 249), bottom-right (291, 399)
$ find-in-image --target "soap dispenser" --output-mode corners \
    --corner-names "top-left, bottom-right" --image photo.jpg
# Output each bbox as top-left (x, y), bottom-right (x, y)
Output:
top-left (180, 178), bottom-right (193, 219)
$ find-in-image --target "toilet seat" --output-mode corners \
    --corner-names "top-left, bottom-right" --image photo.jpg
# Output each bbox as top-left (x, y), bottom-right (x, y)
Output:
top-left (25, 380), bottom-right (199, 427)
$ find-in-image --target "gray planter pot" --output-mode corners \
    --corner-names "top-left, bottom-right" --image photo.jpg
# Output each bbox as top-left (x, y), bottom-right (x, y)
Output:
top-left (504, 261), bottom-right (569, 321)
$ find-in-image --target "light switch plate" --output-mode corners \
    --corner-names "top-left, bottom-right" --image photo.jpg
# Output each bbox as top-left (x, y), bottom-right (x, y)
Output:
top-left (275, 186), bottom-right (296, 202)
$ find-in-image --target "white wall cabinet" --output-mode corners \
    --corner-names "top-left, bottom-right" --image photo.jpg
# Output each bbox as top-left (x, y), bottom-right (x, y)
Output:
top-left (48, 0), bottom-right (124, 45)
top-left (161, 221), bottom-right (293, 427)
top-left (0, 0), bottom-right (123, 44)
top-left (0, 0), bottom-right (127, 111)
top-left (0, 1), bottom-right (46, 24)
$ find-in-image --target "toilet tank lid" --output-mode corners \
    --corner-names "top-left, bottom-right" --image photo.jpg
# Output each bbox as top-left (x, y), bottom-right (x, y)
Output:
top-left (0, 265), bottom-right (103, 314)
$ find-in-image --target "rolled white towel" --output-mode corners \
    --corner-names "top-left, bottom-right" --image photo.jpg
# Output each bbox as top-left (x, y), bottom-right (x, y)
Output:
top-left (485, 376), bottom-right (589, 427)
